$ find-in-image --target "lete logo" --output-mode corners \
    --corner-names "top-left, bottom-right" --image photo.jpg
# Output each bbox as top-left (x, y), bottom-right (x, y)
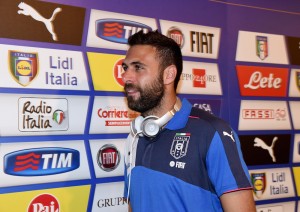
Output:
top-left (236, 65), bottom-right (288, 97)
top-left (96, 19), bottom-right (152, 44)
top-left (4, 148), bottom-right (80, 176)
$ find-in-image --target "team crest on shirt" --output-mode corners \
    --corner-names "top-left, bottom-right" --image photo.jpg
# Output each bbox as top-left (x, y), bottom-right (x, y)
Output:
top-left (170, 133), bottom-right (190, 159)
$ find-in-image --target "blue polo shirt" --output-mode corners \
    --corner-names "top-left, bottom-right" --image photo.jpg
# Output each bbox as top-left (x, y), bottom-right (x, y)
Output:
top-left (124, 99), bottom-right (252, 212)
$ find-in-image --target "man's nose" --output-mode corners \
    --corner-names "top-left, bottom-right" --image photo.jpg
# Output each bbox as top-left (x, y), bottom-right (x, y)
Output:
top-left (122, 68), bottom-right (135, 84)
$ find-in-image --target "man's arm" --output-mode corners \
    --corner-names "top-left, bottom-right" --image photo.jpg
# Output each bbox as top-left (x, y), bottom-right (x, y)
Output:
top-left (128, 202), bottom-right (132, 212)
top-left (220, 189), bottom-right (256, 212)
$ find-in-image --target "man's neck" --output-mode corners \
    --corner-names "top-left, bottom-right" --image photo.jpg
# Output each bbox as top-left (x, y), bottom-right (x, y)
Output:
top-left (142, 95), bottom-right (177, 118)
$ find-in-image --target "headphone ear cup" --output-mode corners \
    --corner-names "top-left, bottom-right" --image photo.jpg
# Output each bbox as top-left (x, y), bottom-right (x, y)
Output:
top-left (131, 116), bottom-right (144, 135)
top-left (141, 116), bottom-right (160, 137)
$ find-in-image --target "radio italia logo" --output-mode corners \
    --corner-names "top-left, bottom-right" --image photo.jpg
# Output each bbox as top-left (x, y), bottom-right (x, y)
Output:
top-left (18, 97), bottom-right (69, 132)
top-left (9, 50), bottom-right (39, 86)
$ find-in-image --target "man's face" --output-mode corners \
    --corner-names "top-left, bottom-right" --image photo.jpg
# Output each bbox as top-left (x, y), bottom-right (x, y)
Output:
top-left (122, 45), bottom-right (164, 113)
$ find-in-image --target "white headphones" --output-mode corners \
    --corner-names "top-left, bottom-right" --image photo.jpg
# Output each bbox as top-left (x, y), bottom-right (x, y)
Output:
top-left (130, 98), bottom-right (182, 137)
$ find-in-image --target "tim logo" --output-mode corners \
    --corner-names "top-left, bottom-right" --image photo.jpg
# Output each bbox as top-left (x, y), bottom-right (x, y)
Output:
top-left (114, 58), bottom-right (125, 87)
top-left (167, 27), bottom-right (184, 48)
top-left (97, 144), bottom-right (120, 171)
top-left (256, 36), bottom-right (268, 60)
top-left (251, 173), bottom-right (266, 199)
top-left (96, 19), bottom-right (152, 44)
top-left (193, 69), bottom-right (206, 88)
top-left (9, 50), bottom-right (38, 86)
top-left (4, 148), bottom-right (80, 176)
top-left (28, 194), bottom-right (59, 212)
top-left (170, 133), bottom-right (190, 159)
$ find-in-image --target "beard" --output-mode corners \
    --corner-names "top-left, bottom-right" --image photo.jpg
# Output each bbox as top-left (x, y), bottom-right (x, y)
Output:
top-left (124, 74), bottom-right (164, 113)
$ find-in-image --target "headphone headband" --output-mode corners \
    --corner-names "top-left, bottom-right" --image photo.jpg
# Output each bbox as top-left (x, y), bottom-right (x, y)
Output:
top-left (131, 98), bottom-right (182, 137)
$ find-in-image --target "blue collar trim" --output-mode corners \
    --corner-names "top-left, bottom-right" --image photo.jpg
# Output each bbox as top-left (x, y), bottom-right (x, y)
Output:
top-left (166, 98), bottom-right (192, 130)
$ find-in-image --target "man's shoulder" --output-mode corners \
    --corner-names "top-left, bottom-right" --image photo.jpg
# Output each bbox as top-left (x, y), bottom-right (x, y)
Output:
top-left (189, 107), bottom-right (228, 127)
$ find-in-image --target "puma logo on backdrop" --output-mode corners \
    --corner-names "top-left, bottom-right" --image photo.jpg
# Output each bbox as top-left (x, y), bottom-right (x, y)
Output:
top-left (17, 2), bottom-right (62, 41)
top-left (254, 137), bottom-right (278, 162)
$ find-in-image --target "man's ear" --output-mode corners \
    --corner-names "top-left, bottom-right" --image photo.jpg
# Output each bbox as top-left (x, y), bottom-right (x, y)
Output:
top-left (163, 65), bottom-right (177, 85)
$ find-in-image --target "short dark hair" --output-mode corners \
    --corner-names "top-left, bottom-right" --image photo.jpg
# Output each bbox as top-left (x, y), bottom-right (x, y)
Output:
top-left (127, 30), bottom-right (183, 90)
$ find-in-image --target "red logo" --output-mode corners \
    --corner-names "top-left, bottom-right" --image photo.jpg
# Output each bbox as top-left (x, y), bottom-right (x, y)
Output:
top-left (242, 109), bottom-right (274, 119)
top-left (167, 27), bottom-right (184, 48)
top-left (242, 109), bottom-right (287, 120)
top-left (97, 144), bottom-right (120, 171)
top-left (236, 65), bottom-right (288, 97)
top-left (114, 58), bottom-right (125, 87)
top-left (193, 69), bottom-right (206, 88)
top-left (28, 194), bottom-right (59, 212)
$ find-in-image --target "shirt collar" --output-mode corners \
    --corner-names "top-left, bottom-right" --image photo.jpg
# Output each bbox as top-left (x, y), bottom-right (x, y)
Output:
top-left (165, 98), bottom-right (192, 130)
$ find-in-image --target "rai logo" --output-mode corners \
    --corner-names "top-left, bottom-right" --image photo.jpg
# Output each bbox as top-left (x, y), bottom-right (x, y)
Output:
top-left (170, 133), bottom-right (190, 159)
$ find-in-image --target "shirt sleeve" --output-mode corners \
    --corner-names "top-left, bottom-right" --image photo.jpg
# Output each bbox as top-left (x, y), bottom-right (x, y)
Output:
top-left (206, 130), bottom-right (252, 197)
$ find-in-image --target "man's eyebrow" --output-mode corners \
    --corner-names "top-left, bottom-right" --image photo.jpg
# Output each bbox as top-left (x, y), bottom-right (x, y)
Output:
top-left (131, 61), bottom-right (145, 66)
top-left (123, 61), bottom-right (145, 66)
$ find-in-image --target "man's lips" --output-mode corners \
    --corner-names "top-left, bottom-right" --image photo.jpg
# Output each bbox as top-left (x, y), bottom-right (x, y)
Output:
top-left (124, 84), bottom-right (139, 96)
top-left (126, 89), bottom-right (138, 96)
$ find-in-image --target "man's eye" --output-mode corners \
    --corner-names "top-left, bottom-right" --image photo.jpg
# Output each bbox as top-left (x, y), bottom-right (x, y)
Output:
top-left (135, 65), bottom-right (143, 70)
top-left (122, 65), bottom-right (128, 71)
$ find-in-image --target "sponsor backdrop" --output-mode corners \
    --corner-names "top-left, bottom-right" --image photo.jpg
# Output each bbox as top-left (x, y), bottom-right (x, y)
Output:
top-left (0, 0), bottom-right (299, 211)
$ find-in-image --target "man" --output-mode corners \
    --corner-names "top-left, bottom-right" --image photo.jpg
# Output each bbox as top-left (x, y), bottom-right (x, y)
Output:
top-left (122, 30), bottom-right (256, 212)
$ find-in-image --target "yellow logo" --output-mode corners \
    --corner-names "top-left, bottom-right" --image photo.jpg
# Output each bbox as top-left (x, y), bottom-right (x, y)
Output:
top-left (87, 52), bottom-right (125, 91)
top-left (293, 167), bottom-right (300, 196)
top-left (0, 185), bottom-right (90, 211)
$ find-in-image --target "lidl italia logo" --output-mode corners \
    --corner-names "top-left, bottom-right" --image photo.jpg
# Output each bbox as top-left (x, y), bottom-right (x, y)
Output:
top-left (251, 173), bottom-right (266, 199)
top-left (9, 50), bottom-right (38, 86)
